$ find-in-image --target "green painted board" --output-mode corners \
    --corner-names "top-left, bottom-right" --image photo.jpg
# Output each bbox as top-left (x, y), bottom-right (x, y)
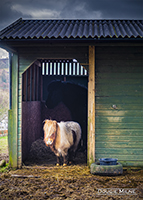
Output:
top-left (95, 154), bottom-right (143, 160)
top-left (95, 148), bottom-right (143, 155)
top-left (95, 46), bottom-right (143, 166)
top-left (96, 141), bottom-right (143, 148)
top-left (96, 123), bottom-right (143, 129)
top-left (96, 96), bottom-right (143, 104)
top-left (96, 116), bottom-right (143, 123)
top-left (95, 135), bottom-right (143, 142)
top-left (96, 104), bottom-right (143, 110)
top-left (95, 129), bottom-right (143, 136)
top-left (96, 110), bottom-right (143, 117)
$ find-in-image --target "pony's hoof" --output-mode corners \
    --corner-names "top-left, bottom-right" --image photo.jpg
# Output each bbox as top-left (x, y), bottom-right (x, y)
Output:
top-left (56, 163), bottom-right (60, 166)
top-left (63, 163), bottom-right (67, 166)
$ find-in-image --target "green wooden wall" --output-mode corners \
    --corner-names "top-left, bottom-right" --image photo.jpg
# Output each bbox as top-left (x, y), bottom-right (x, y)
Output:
top-left (95, 46), bottom-right (143, 166)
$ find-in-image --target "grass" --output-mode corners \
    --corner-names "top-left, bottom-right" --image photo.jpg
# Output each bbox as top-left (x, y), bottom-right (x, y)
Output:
top-left (0, 135), bottom-right (8, 154)
top-left (0, 163), bottom-right (9, 172)
top-left (0, 135), bottom-right (9, 172)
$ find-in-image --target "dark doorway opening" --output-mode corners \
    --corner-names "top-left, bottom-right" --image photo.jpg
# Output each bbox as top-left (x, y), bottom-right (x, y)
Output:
top-left (22, 59), bottom-right (88, 165)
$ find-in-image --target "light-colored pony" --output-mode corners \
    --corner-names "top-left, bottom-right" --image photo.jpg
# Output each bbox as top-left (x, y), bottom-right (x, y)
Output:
top-left (43, 120), bottom-right (81, 166)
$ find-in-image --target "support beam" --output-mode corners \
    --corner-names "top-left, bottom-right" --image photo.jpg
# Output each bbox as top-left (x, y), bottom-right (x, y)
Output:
top-left (8, 53), bottom-right (18, 168)
top-left (87, 46), bottom-right (95, 166)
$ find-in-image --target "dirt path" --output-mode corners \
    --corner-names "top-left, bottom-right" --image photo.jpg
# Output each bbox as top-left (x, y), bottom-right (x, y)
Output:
top-left (0, 137), bottom-right (143, 199)
top-left (0, 165), bottom-right (143, 199)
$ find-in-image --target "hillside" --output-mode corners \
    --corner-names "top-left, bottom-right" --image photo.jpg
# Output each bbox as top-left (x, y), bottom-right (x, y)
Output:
top-left (0, 58), bottom-right (9, 128)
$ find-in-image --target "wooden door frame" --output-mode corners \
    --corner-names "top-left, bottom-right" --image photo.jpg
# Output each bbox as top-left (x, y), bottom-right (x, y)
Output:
top-left (87, 46), bottom-right (95, 166)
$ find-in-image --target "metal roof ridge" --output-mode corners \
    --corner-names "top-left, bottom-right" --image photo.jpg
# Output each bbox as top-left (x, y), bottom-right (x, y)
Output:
top-left (0, 18), bottom-right (22, 35)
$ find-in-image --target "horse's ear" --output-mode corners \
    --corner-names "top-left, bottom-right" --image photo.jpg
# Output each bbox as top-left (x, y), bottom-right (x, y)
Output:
top-left (43, 119), bottom-right (48, 124)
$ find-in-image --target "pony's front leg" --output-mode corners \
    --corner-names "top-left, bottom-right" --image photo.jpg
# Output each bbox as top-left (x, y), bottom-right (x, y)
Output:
top-left (63, 154), bottom-right (68, 166)
top-left (56, 156), bottom-right (61, 166)
top-left (62, 150), bottom-right (68, 166)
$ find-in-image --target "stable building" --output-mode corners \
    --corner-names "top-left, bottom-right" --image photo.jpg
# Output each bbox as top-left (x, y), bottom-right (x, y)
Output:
top-left (0, 19), bottom-right (142, 168)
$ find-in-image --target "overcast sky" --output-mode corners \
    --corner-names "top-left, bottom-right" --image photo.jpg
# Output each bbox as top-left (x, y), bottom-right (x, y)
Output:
top-left (0, 0), bottom-right (143, 58)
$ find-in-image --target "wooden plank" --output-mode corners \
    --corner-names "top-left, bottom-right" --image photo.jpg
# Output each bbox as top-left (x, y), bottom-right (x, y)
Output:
top-left (95, 148), bottom-right (143, 155)
top-left (95, 154), bottom-right (143, 160)
top-left (96, 123), bottom-right (143, 129)
top-left (96, 65), bottom-right (143, 73)
top-left (96, 104), bottom-right (143, 110)
top-left (96, 84), bottom-right (143, 92)
top-left (119, 161), bottom-right (143, 167)
top-left (96, 142), bottom-right (143, 148)
top-left (96, 116), bottom-right (143, 123)
top-left (96, 110), bottom-right (143, 117)
top-left (96, 54), bottom-right (143, 60)
top-left (96, 72), bottom-right (143, 79)
top-left (96, 46), bottom-right (143, 54)
top-left (96, 129), bottom-right (143, 136)
top-left (96, 79), bottom-right (143, 85)
top-left (87, 46), bottom-right (95, 166)
top-left (8, 53), bottom-right (18, 168)
top-left (95, 135), bottom-right (143, 142)
top-left (96, 96), bottom-right (143, 104)
top-left (96, 91), bottom-right (143, 97)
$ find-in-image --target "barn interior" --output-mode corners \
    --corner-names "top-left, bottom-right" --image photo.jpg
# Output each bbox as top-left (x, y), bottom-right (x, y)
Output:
top-left (22, 59), bottom-right (88, 165)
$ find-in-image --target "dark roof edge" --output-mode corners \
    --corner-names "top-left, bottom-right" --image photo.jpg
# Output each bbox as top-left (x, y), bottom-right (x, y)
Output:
top-left (15, 18), bottom-right (143, 21)
top-left (0, 18), bottom-right (22, 35)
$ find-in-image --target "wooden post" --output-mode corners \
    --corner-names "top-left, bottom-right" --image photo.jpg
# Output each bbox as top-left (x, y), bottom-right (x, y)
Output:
top-left (87, 46), bottom-right (95, 166)
top-left (8, 53), bottom-right (18, 168)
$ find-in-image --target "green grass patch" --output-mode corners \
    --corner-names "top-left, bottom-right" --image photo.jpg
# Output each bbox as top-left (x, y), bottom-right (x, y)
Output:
top-left (0, 136), bottom-right (8, 154)
top-left (0, 163), bottom-right (9, 173)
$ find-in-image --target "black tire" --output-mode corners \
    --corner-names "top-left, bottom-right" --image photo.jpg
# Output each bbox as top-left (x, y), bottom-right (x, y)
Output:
top-left (90, 162), bottom-right (123, 175)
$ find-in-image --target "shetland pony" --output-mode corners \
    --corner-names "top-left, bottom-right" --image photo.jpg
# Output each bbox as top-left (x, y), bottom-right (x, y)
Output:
top-left (45, 80), bottom-right (87, 151)
top-left (43, 119), bottom-right (81, 166)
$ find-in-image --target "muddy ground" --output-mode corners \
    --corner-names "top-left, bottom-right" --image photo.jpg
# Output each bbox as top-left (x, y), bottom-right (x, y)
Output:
top-left (0, 138), bottom-right (143, 199)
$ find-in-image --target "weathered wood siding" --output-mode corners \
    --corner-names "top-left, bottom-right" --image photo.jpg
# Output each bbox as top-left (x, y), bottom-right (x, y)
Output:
top-left (95, 46), bottom-right (143, 166)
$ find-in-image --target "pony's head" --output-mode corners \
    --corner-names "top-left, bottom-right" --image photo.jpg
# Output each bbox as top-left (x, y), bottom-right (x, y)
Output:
top-left (43, 120), bottom-right (57, 146)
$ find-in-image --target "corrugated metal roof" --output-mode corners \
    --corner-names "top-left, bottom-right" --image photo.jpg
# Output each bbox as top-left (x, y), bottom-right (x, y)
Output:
top-left (0, 18), bottom-right (142, 40)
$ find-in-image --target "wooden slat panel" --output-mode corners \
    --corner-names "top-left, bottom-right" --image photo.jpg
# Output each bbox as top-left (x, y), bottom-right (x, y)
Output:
top-left (95, 46), bottom-right (143, 166)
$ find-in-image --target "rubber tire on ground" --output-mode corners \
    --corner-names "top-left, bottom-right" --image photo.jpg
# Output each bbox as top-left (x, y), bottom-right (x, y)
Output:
top-left (90, 162), bottom-right (123, 175)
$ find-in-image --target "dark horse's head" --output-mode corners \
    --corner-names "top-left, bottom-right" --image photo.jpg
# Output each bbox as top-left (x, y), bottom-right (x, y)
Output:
top-left (45, 80), bottom-right (63, 109)
top-left (45, 80), bottom-right (87, 110)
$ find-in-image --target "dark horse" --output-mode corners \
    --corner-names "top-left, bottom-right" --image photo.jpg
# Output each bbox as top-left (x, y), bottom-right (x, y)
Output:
top-left (45, 80), bottom-right (87, 151)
